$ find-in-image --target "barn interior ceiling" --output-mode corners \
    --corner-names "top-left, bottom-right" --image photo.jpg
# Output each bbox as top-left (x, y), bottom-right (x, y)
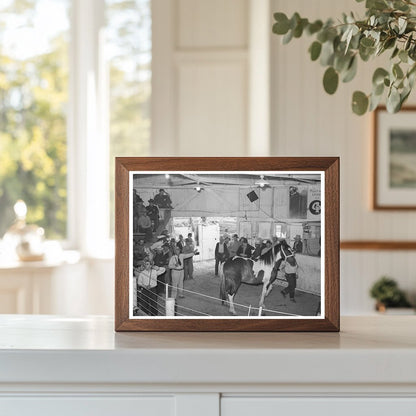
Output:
top-left (133, 173), bottom-right (321, 189)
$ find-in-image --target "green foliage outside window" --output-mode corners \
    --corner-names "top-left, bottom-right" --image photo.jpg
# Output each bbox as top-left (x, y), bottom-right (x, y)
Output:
top-left (0, 1), bottom-right (69, 238)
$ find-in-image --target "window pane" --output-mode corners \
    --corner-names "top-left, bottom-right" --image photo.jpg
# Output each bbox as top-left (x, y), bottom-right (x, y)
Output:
top-left (0, 0), bottom-right (70, 239)
top-left (106, 0), bottom-right (152, 237)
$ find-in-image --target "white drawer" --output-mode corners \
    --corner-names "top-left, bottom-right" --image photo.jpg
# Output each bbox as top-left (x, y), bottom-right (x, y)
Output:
top-left (221, 397), bottom-right (416, 416)
top-left (0, 396), bottom-right (175, 416)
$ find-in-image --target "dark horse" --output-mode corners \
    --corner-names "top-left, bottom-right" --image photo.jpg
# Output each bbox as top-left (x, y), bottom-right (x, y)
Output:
top-left (219, 241), bottom-right (296, 314)
top-left (219, 257), bottom-right (264, 315)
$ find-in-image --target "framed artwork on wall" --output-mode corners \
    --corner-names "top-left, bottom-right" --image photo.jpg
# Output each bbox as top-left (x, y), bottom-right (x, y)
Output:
top-left (115, 157), bottom-right (339, 332)
top-left (374, 106), bottom-right (416, 209)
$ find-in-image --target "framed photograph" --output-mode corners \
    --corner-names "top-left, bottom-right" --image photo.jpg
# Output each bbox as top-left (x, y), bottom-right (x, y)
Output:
top-left (374, 106), bottom-right (416, 209)
top-left (115, 157), bottom-right (339, 332)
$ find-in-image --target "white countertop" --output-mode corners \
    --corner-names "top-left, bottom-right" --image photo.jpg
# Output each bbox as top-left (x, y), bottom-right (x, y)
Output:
top-left (0, 315), bottom-right (415, 387)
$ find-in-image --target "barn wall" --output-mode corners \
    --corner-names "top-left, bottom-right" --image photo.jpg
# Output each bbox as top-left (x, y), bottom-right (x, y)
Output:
top-left (296, 254), bottom-right (321, 295)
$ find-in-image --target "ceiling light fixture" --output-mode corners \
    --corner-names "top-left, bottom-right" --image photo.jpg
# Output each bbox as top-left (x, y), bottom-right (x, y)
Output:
top-left (195, 181), bottom-right (203, 192)
top-left (255, 174), bottom-right (269, 188)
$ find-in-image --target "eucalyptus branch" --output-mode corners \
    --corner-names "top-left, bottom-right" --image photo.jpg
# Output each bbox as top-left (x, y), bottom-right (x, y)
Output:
top-left (272, 0), bottom-right (416, 115)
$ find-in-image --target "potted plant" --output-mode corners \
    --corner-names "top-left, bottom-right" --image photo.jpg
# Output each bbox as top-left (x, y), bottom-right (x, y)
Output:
top-left (272, 0), bottom-right (416, 115)
top-left (369, 276), bottom-right (413, 313)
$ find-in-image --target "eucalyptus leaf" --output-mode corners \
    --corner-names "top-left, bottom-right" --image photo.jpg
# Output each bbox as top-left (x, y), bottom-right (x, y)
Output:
top-left (373, 82), bottom-right (385, 96)
top-left (334, 52), bottom-right (348, 72)
top-left (391, 47), bottom-right (399, 59)
top-left (405, 33), bottom-right (413, 50)
top-left (360, 37), bottom-right (375, 48)
top-left (369, 92), bottom-right (383, 111)
top-left (352, 91), bottom-right (369, 115)
top-left (273, 13), bottom-right (290, 35)
top-left (309, 41), bottom-right (322, 61)
top-left (366, 0), bottom-right (388, 10)
top-left (372, 67), bottom-right (389, 85)
top-left (398, 17), bottom-right (407, 34)
top-left (393, 63), bottom-right (404, 79)
top-left (386, 87), bottom-right (401, 112)
top-left (342, 56), bottom-right (358, 82)
top-left (320, 40), bottom-right (335, 66)
top-left (282, 29), bottom-right (294, 44)
top-left (307, 20), bottom-right (323, 35)
top-left (399, 50), bottom-right (408, 63)
top-left (323, 67), bottom-right (339, 94)
top-left (383, 37), bottom-right (396, 50)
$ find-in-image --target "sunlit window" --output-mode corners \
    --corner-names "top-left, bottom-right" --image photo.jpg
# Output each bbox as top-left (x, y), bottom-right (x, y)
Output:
top-left (0, 0), bottom-right (70, 239)
top-left (106, 0), bottom-right (151, 237)
top-left (0, 0), bottom-right (151, 246)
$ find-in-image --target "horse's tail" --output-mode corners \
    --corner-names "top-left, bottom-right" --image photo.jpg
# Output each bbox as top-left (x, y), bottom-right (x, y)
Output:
top-left (219, 261), bottom-right (226, 303)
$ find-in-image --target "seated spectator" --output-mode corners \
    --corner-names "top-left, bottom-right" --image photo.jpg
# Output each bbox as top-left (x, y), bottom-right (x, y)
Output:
top-left (153, 243), bottom-right (172, 295)
top-left (138, 213), bottom-right (153, 242)
top-left (146, 199), bottom-right (160, 232)
top-left (135, 260), bottom-right (165, 316)
top-left (134, 239), bottom-right (147, 263)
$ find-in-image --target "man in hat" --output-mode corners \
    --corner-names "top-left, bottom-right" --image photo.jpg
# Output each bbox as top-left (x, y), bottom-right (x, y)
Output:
top-left (183, 238), bottom-right (196, 280)
top-left (154, 188), bottom-right (173, 209)
top-left (228, 234), bottom-right (240, 258)
top-left (236, 237), bottom-right (253, 258)
top-left (153, 242), bottom-right (172, 295)
top-left (146, 199), bottom-right (160, 231)
top-left (293, 235), bottom-right (303, 254)
top-left (215, 236), bottom-right (229, 276)
top-left (151, 234), bottom-right (168, 251)
top-left (176, 234), bottom-right (184, 253)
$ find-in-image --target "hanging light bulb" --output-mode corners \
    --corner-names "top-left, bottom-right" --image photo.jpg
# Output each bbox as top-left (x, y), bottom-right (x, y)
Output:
top-left (165, 173), bottom-right (170, 179)
top-left (255, 174), bottom-right (269, 188)
top-left (195, 181), bottom-right (203, 192)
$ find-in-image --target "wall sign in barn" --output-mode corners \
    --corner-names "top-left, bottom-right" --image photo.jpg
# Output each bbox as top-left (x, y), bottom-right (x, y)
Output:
top-left (115, 158), bottom-right (339, 332)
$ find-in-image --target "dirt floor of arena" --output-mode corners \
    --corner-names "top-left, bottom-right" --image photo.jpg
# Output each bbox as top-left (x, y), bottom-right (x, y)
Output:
top-left (156, 259), bottom-right (321, 317)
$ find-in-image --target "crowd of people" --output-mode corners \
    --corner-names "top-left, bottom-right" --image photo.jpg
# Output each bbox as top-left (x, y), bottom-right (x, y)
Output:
top-left (133, 188), bottom-right (172, 242)
top-left (215, 234), bottom-right (303, 302)
top-left (215, 234), bottom-right (303, 271)
top-left (133, 228), bottom-right (305, 315)
top-left (133, 231), bottom-right (198, 316)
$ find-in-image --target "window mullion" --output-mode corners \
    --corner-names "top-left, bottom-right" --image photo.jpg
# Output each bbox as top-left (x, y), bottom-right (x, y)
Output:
top-left (69, 0), bottom-right (109, 256)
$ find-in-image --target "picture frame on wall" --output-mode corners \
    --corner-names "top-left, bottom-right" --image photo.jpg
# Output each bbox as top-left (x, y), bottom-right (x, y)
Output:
top-left (115, 157), bottom-right (339, 332)
top-left (374, 106), bottom-right (416, 210)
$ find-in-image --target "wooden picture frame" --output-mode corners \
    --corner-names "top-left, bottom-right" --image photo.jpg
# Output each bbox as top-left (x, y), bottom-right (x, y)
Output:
top-left (373, 106), bottom-right (416, 210)
top-left (115, 157), bottom-right (339, 332)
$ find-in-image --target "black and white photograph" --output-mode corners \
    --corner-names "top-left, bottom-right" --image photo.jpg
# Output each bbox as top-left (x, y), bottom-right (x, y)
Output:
top-left (129, 171), bottom-right (324, 319)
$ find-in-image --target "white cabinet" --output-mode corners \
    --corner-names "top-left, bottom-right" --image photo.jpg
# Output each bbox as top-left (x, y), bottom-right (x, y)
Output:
top-left (1, 396), bottom-right (175, 416)
top-left (222, 398), bottom-right (416, 416)
top-left (0, 316), bottom-right (416, 416)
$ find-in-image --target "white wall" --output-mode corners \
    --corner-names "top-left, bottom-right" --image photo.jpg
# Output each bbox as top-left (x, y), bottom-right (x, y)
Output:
top-left (270, 0), bottom-right (416, 313)
top-left (51, 0), bottom-right (416, 316)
